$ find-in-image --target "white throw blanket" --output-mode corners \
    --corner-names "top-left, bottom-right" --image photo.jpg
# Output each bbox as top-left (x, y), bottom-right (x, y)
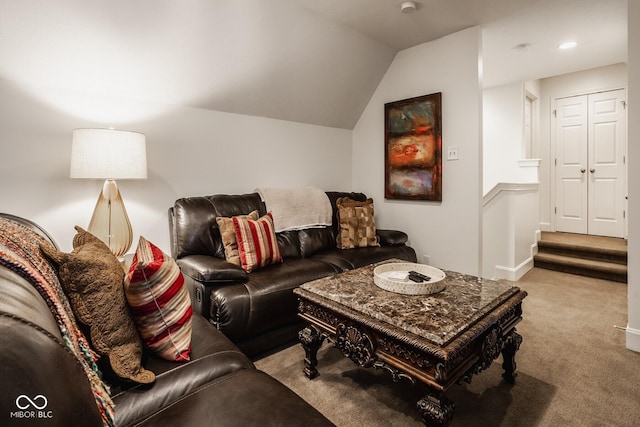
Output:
top-left (256, 186), bottom-right (333, 232)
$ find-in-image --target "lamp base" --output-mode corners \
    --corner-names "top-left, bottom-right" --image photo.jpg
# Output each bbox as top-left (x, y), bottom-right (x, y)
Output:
top-left (88, 179), bottom-right (133, 258)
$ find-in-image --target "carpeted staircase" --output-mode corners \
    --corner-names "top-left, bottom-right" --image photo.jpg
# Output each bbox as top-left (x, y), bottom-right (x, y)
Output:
top-left (533, 231), bottom-right (628, 283)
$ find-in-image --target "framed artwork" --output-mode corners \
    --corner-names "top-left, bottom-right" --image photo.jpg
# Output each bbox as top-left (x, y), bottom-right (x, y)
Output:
top-left (384, 92), bottom-right (442, 201)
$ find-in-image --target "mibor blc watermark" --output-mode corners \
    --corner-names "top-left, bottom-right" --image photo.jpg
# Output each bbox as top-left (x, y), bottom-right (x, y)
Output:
top-left (10, 395), bottom-right (53, 420)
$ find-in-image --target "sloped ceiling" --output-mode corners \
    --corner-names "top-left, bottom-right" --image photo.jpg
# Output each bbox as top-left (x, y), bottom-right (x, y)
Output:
top-left (0, 0), bottom-right (628, 129)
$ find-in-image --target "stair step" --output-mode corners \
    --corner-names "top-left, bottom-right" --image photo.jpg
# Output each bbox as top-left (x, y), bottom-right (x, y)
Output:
top-left (534, 252), bottom-right (627, 283)
top-left (537, 240), bottom-right (627, 265)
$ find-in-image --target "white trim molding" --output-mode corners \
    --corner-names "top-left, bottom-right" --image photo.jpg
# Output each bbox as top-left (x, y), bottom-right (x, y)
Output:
top-left (627, 326), bottom-right (640, 352)
top-left (495, 256), bottom-right (534, 282)
top-left (483, 182), bottom-right (539, 206)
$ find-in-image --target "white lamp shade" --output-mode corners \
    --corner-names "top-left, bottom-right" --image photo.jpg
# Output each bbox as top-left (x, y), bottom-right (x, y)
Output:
top-left (70, 128), bottom-right (147, 179)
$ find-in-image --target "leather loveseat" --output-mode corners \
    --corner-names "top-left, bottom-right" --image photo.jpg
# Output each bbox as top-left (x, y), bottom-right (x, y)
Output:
top-left (169, 191), bottom-right (417, 358)
top-left (0, 213), bottom-right (333, 427)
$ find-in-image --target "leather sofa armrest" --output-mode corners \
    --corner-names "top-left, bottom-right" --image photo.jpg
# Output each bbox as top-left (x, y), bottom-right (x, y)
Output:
top-left (177, 255), bottom-right (248, 283)
top-left (376, 229), bottom-right (408, 246)
top-left (177, 255), bottom-right (248, 319)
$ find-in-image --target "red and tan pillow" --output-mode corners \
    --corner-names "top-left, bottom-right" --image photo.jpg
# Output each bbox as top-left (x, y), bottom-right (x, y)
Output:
top-left (233, 212), bottom-right (283, 272)
top-left (336, 197), bottom-right (380, 249)
top-left (125, 237), bottom-right (192, 362)
top-left (216, 210), bottom-right (260, 266)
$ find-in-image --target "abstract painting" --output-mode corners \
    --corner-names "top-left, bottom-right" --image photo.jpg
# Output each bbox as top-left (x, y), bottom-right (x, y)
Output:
top-left (384, 92), bottom-right (442, 201)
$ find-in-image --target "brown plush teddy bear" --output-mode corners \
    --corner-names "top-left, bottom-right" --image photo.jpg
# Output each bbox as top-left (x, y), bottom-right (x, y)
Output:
top-left (41, 226), bottom-right (155, 384)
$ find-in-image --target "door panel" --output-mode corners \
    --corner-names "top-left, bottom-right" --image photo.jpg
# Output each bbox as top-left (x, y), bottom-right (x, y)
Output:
top-left (588, 90), bottom-right (625, 237)
top-left (555, 96), bottom-right (588, 234)
top-left (554, 90), bottom-right (626, 237)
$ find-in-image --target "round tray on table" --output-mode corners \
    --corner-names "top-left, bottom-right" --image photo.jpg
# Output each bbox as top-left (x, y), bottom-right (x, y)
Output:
top-left (373, 262), bottom-right (446, 295)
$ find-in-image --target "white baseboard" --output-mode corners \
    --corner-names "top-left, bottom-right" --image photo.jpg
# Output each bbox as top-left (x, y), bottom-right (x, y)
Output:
top-left (495, 257), bottom-right (534, 282)
top-left (626, 326), bottom-right (640, 353)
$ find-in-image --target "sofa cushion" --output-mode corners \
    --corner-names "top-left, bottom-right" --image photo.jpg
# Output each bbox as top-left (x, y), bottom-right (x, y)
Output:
top-left (336, 197), bottom-right (380, 249)
top-left (276, 230), bottom-right (302, 259)
top-left (209, 258), bottom-right (338, 342)
top-left (125, 237), bottom-right (193, 362)
top-left (171, 197), bottom-right (225, 259)
top-left (299, 227), bottom-right (336, 258)
top-left (233, 212), bottom-right (283, 272)
top-left (112, 316), bottom-right (255, 426)
top-left (1, 315), bottom-right (106, 426)
top-left (40, 227), bottom-right (155, 384)
top-left (312, 245), bottom-right (417, 270)
top-left (127, 369), bottom-right (333, 427)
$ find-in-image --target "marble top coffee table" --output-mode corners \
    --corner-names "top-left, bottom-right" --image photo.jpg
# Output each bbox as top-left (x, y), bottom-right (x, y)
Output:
top-left (294, 260), bottom-right (527, 426)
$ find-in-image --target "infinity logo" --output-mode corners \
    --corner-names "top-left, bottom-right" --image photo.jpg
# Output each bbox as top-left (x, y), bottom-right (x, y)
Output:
top-left (15, 395), bottom-right (48, 410)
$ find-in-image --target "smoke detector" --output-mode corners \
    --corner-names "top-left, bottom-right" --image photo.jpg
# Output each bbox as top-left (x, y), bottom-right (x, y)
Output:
top-left (401, 1), bottom-right (417, 13)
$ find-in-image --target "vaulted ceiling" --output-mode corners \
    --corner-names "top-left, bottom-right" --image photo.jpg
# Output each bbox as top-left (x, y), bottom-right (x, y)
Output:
top-left (0, 0), bottom-right (628, 129)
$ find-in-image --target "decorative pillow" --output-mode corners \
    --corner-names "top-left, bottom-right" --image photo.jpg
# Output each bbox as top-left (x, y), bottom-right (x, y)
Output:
top-left (40, 226), bottom-right (155, 384)
top-left (336, 197), bottom-right (381, 249)
top-left (233, 212), bottom-right (283, 272)
top-left (125, 237), bottom-right (193, 362)
top-left (216, 210), bottom-right (260, 265)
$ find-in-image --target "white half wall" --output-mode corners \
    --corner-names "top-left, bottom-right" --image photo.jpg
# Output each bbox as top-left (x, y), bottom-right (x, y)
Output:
top-left (352, 27), bottom-right (483, 275)
top-left (482, 183), bottom-right (540, 281)
top-left (0, 79), bottom-right (352, 253)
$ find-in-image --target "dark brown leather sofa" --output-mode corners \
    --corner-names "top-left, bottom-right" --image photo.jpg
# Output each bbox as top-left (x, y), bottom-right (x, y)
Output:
top-left (169, 191), bottom-right (417, 358)
top-left (0, 213), bottom-right (333, 427)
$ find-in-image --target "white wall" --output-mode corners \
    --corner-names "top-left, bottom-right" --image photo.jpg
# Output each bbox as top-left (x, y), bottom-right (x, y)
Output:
top-left (627, 1), bottom-right (640, 352)
top-left (483, 83), bottom-right (524, 194)
top-left (0, 79), bottom-right (352, 252)
top-left (483, 81), bottom-right (541, 195)
top-left (352, 27), bottom-right (483, 275)
top-left (483, 83), bottom-right (521, 194)
top-left (537, 63), bottom-right (627, 231)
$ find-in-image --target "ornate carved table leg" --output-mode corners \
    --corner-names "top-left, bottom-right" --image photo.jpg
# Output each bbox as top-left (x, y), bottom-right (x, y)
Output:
top-left (299, 325), bottom-right (324, 379)
top-left (501, 328), bottom-right (523, 384)
top-left (417, 393), bottom-right (455, 427)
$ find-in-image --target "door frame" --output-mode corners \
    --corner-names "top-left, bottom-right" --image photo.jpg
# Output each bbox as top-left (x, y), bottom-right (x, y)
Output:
top-left (550, 86), bottom-right (628, 237)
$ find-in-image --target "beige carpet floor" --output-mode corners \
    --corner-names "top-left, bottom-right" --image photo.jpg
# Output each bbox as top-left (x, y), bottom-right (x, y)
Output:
top-left (255, 268), bottom-right (640, 426)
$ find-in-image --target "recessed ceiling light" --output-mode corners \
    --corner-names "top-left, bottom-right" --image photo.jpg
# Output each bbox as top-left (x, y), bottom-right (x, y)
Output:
top-left (558, 41), bottom-right (577, 50)
top-left (401, 1), bottom-right (417, 13)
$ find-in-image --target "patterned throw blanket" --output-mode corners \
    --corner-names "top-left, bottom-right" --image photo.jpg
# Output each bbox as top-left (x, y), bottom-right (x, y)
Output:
top-left (0, 218), bottom-right (115, 427)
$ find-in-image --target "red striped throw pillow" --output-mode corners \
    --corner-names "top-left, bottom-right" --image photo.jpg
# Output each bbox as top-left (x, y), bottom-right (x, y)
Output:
top-left (125, 237), bottom-right (192, 362)
top-left (233, 212), bottom-right (282, 272)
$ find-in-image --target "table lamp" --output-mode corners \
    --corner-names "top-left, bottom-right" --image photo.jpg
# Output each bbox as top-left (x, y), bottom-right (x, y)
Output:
top-left (70, 128), bottom-right (147, 258)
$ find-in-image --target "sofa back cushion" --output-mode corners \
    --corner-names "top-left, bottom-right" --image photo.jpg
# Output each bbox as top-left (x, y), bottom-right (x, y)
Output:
top-left (299, 227), bottom-right (336, 258)
top-left (277, 230), bottom-right (302, 259)
top-left (171, 193), bottom-right (265, 259)
top-left (170, 191), bottom-right (369, 261)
